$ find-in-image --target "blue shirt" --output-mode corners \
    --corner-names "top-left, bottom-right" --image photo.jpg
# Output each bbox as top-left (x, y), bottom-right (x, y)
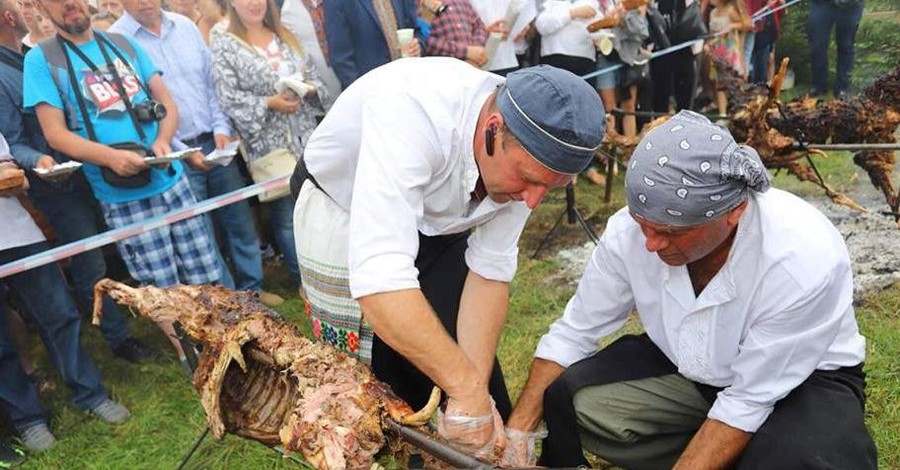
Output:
top-left (22, 33), bottom-right (183, 203)
top-left (0, 45), bottom-right (54, 169)
top-left (109, 11), bottom-right (231, 141)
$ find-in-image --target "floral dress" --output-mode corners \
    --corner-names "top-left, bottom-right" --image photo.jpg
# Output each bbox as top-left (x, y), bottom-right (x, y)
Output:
top-left (707, 11), bottom-right (746, 78)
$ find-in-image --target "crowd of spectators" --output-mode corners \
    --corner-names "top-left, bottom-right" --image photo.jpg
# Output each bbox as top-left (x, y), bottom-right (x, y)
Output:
top-left (0, 0), bottom-right (864, 462)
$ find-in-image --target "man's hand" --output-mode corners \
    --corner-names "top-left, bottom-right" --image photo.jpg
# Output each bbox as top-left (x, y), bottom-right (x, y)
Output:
top-left (401, 39), bottom-right (421, 57)
top-left (109, 149), bottom-right (150, 176)
top-left (466, 46), bottom-right (489, 67)
top-left (186, 151), bottom-right (210, 171)
top-left (267, 93), bottom-right (301, 113)
top-left (213, 133), bottom-right (231, 150)
top-left (672, 419), bottom-right (752, 469)
top-left (500, 426), bottom-right (548, 467)
top-left (485, 19), bottom-right (510, 38)
top-left (0, 162), bottom-right (28, 197)
top-left (437, 396), bottom-right (506, 459)
top-left (570, 4), bottom-right (597, 19)
top-left (514, 22), bottom-right (534, 42)
top-left (150, 140), bottom-right (173, 170)
top-left (34, 155), bottom-right (73, 182)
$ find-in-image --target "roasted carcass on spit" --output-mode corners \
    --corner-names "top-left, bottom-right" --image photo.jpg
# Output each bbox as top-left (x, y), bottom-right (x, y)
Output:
top-left (92, 279), bottom-right (439, 470)
top-left (729, 61), bottom-right (900, 214)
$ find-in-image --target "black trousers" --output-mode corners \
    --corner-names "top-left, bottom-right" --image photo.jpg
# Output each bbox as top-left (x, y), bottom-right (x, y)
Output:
top-left (541, 54), bottom-right (598, 89)
top-left (650, 48), bottom-right (697, 112)
top-left (540, 334), bottom-right (877, 469)
top-left (370, 232), bottom-right (513, 419)
top-left (292, 161), bottom-right (512, 417)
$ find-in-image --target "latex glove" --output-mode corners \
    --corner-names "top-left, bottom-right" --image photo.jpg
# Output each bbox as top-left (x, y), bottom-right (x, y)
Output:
top-left (437, 398), bottom-right (506, 460)
top-left (499, 425), bottom-right (548, 467)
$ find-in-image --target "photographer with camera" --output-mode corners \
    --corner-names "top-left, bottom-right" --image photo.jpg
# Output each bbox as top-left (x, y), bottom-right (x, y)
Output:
top-left (23, 0), bottom-right (221, 369)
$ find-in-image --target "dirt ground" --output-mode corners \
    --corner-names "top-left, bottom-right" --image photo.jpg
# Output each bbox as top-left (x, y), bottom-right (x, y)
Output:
top-left (545, 182), bottom-right (900, 300)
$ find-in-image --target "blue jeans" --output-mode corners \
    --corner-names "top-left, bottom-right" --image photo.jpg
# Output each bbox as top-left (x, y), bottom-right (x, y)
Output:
top-left (743, 31), bottom-right (756, 79)
top-left (808, 0), bottom-right (864, 93)
top-left (184, 137), bottom-right (263, 292)
top-left (27, 175), bottom-right (132, 349)
top-left (268, 195), bottom-right (300, 284)
top-left (750, 39), bottom-right (773, 84)
top-left (0, 242), bottom-right (108, 433)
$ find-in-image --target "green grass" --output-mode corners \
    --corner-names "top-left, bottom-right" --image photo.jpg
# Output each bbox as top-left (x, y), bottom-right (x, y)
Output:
top-left (9, 158), bottom-right (898, 469)
top-left (9, 23), bottom-right (900, 462)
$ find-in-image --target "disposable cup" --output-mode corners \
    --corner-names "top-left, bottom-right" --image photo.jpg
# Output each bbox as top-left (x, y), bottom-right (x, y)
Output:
top-left (397, 28), bottom-right (414, 46)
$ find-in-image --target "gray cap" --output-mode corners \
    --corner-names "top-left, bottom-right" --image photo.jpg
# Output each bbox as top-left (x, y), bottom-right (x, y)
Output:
top-left (497, 65), bottom-right (606, 175)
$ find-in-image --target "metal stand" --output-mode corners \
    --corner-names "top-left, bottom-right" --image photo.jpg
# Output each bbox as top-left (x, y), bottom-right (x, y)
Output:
top-left (176, 427), bottom-right (209, 470)
top-left (531, 183), bottom-right (599, 259)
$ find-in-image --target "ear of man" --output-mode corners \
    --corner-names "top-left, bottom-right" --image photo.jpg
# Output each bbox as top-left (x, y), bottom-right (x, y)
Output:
top-left (726, 198), bottom-right (749, 226)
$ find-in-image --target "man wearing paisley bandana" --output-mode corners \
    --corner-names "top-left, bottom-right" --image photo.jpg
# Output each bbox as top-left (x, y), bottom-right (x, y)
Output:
top-left (500, 111), bottom-right (877, 469)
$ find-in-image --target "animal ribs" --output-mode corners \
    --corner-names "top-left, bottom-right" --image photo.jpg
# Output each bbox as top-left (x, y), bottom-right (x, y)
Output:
top-left (93, 279), bottom-right (438, 470)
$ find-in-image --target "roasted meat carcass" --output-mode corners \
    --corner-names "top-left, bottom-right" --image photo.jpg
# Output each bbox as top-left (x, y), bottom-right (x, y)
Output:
top-left (93, 279), bottom-right (439, 470)
top-left (729, 62), bottom-right (900, 215)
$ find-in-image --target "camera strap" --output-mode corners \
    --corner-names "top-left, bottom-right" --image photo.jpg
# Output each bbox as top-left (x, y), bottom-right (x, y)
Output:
top-left (58, 34), bottom-right (147, 143)
top-left (95, 33), bottom-right (154, 98)
top-left (58, 36), bottom-right (98, 142)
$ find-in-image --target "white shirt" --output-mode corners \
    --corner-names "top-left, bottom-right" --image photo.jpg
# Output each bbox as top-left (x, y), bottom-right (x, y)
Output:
top-left (535, 0), bottom-right (601, 61)
top-left (535, 189), bottom-right (866, 433)
top-left (0, 134), bottom-right (45, 252)
top-left (470, 0), bottom-right (537, 71)
top-left (303, 57), bottom-right (531, 299)
top-left (280, 0), bottom-right (341, 110)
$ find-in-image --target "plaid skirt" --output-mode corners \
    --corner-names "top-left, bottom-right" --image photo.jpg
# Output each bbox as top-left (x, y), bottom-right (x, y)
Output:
top-left (293, 180), bottom-right (373, 363)
top-left (99, 177), bottom-right (219, 287)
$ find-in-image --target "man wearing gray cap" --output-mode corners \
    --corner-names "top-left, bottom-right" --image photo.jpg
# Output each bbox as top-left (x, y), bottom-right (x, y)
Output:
top-left (290, 57), bottom-right (604, 456)
top-left (502, 110), bottom-right (876, 468)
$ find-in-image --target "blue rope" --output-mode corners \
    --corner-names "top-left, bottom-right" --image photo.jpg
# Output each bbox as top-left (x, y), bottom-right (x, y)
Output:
top-left (578, 0), bottom-right (805, 81)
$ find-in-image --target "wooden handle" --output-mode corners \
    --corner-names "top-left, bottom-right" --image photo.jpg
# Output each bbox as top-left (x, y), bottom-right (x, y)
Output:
top-left (587, 17), bottom-right (619, 32)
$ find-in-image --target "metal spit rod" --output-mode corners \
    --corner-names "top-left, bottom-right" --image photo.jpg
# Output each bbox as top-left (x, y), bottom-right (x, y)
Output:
top-left (795, 143), bottom-right (900, 151)
top-left (385, 419), bottom-right (498, 470)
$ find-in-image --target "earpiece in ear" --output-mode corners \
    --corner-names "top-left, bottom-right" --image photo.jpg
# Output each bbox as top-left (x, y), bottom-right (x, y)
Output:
top-left (485, 125), bottom-right (497, 156)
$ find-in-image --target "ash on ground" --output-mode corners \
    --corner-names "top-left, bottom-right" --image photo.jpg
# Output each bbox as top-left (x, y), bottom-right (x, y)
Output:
top-left (552, 179), bottom-right (900, 299)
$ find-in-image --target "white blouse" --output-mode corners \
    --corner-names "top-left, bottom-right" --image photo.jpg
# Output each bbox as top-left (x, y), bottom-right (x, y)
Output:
top-left (535, 0), bottom-right (602, 61)
top-left (469, 0), bottom-right (537, 71)
top-left (535, 188), bottom-right (866, 433)
top-left (0, 135), bottom-right (44, 252)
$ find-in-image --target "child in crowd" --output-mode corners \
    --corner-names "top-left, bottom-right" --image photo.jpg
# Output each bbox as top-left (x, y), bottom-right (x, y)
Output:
top-left (706, 0), bottom-right (750, 117)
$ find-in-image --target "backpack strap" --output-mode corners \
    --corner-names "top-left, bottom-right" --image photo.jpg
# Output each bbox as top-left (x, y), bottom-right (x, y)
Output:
top-left (102, 31), bottom-right (136, 58)
top-left (36, 31), bottom-right (142, 135)
top-left (37, 37), bottom-right (80, 131)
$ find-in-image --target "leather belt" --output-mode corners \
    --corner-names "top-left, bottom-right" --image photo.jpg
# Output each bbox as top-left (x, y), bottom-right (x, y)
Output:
top-left (182, 131), bottom-right (213, 148)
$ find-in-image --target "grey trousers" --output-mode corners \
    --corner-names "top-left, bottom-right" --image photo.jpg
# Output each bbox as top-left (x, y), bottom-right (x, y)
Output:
top-left (575, 374), bottom-right (709, 470)
top-left (539, 334), bottom-right (877, 469)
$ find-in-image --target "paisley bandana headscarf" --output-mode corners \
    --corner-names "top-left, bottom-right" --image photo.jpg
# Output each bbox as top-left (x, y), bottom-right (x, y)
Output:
top-left (625, 110), bottom-right (771, 227)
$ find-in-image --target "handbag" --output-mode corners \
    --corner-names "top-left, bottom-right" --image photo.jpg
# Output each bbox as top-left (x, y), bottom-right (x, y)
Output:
top-left (248, 147), bottom-right (296, 202)
top-left (646, 3), bottom-right (671, 50)
top-left (668, 1), bottom-right (708, 45)
top-left (101, 142), bottom-right (152, 189)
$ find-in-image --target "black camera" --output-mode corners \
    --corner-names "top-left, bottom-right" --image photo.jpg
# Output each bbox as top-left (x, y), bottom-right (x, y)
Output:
top-left (133, 100), bottom-right (167, 123)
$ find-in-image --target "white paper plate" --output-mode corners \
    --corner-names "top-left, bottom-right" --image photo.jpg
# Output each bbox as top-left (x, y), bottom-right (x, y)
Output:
top-left (34, 161), bottom-right (83, 177)
top-left (145, 147), bottom-right (202, 164)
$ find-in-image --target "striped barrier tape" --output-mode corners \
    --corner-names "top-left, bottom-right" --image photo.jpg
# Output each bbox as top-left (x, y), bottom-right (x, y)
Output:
top-left (0, 0), bottom-right (808, 280)
top-left (579, 0), bottom-right (804, 81)
top-left (0, 175), bottom-right (289, 279)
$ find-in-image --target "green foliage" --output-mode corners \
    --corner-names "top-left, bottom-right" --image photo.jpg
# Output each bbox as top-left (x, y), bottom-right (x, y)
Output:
top-left (777, 1), bottom-right (900, 92)
top-left (8, 162), bottom-right (899, 469)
